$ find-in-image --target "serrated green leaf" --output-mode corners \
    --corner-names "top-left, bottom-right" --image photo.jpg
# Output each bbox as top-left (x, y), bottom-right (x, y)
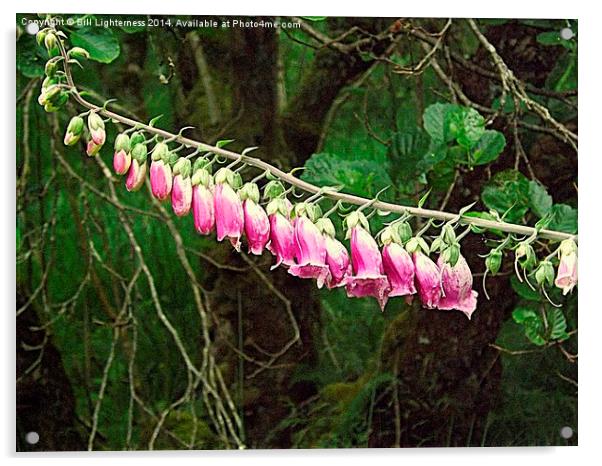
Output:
top-left (302, 153), bottom-right (392, 198)
top-left (481, 169), bottom-right (530, 223)
top-left (472, 130), bottom-right (506, 165)
top-left (510, 276), bottom-right (542, 301)
top-left (528, 180), bottom-right (553, 218)
top-left (548, 204), bottom-right (578, 234)
top-left (71, 27), bottom-right (120, 63)
top-left (512, 306), bottom-right (538, 324)
top-left (547, 308), bottom-right (569, 341)
top-left (423, 103), bottom-right (460, 143)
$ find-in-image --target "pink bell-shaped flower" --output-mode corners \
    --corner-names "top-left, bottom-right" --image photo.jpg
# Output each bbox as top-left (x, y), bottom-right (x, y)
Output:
top-left (324, 235), bottom-right (351, 289)
top-left (382, 241), bottom-right (416, 298)
top-left (191, 166), bottom-right (215, 235)
top-left (413, 251), bottom-right (441, 309)
top-left (149, 142), bottom-right (172, 200)
top-left (345, 214), bottom-right (391, 310)
top-left (554, 239), bottom-right (578, 295)
top-left (214, 168), bottom-right (244, 251)
top-left (240, 182), bottom-right (270, 255)
top-left (125, 158), bottom-right (147, 192)
top-left (288, 209), bottom-right (330, 288)
top-left (171, 158), bottom-right (192, 217)
top-left (437, 253), bottom-right (478, 319)
top-left (266, 198), bottom-right (296, 269)
top-left (112, 133), bottom-right (131, 175)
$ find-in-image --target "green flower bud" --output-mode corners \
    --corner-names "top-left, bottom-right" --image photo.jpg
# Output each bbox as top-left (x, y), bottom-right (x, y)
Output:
top-left (396, 221), bottom-right (413, 243)
top-left (263, 180), bottom-right (285, 200)
top-left (380, 225), bottom-right (401, 245)
top-left (36, 29), bottom-right (48, 47)
top-left (214, 167), bottom-right (234, 185)
top-left (64, 116), bottom-right (84, 146)
top-left (191, 167), bottom-right (212, 187)
top-left (130, 131), bottom-right (146, 147)
top-left (515, 242), bottom-right (536, 269)
top-left (239, 182), bottom-right (260, 203)
top-left (534, 260), bottom-right (555, 287)
top-left (69, 47), bottom-right (90, 60)
top-left (193, 157), bottom-right (212, 174)
top-left (44, 33), bottom-right (57, 52)
top-left (131, 143), bottom-right (148, 163)
top-left (486, 249), bottom-right (503, 276)
top-left (172, 158), bottom-right (192, 178)
top-left (442, 243), bottom-right (461, 267)
top-left (114, 133), bottom-right (131, 153)
top-left (266, 198), bottom-right (289, 217)
top-left (44, 59), bottom-right (58, 78)
top-left (442, 224), bottom-right (456, 244)
top-left (151, 142), bottom-right (169, 162)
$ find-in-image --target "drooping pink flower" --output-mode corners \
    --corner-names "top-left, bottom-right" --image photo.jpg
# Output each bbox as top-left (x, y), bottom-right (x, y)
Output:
top-left (192, 184), bottom-right (215, 235)
top-left (324, 236), bottom-right (351, 288)
top-left (382, 242), bottom-right (416, 298)
top-left (288, 216), bottom-right (330, 288)
top-left (214, 182), bottom-right (244, 251)
top-left (171, 174), bottom-right (192, 217)
top-left (125, 159), bottom-right (147, 192)
top-left (345, 226), bottom-right (391, 310)
top-left (555, 240), bottom-right (578, 295)
top-left (437, 254), bottom-right (478, 319)
top-left (267, 210), bottom-right (296, 269)
top-left (113, 149), bottom-right (131, 175)
top-left (244, 200), bottom-right (270, 255)
top-left (150, 160), bottom-right (173, 200)
top-left (413, 251), bottom-right (441, 309)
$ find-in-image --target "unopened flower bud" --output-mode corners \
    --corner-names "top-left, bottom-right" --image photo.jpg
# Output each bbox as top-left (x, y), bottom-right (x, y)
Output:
top-left (69, 47), bottom-right (90, 60)
top-left (534, 260), bottom-right (555, 287)
top-left (87, 112), bottom-right (106, 146)
top-left (396, 221), bottom-right (413, 243)
top-left (515, 242), bottom-right (536, 269)
top-left (44, 32), bottom-right (57, 53)
top-left (86, 140), bottom-right (102, 156)
top-left (131, 143), bottom-right (148, 163)
top-left (485, 249), bottom-right (503, 276)
top-left (171, 159), bottom-right (192, 216)
top-left (63, 116), bottom-right (84, 146)
top-left (125, 158), bottom-right (147, 192)
top-left (151, 142), bottom-right (169, 162)
top-left (442, 224), bottom-right (456, 244)
top-left (263, 180), bottom-right (286, 200)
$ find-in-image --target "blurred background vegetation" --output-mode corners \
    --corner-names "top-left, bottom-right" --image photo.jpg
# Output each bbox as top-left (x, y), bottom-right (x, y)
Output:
top-left (16, 15), bottom-right (577, 450)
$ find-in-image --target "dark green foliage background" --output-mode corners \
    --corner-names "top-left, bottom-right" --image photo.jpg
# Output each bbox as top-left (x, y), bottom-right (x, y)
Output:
top-left (16, 15), bottom-right (577, 450)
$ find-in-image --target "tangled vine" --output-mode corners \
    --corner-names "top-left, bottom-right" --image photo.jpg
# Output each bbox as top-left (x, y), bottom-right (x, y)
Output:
top-left (37, 21), bottom-right (577, 323)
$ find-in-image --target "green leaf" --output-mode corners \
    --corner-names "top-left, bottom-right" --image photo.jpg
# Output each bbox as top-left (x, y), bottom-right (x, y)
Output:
top-left (423, 103), bottom-right (459, 144)
top-left (481, 169), bottom-right (530, 223)
top-left (510, 276), bottom-right (542, 302)
top-left (546, 308), bottom-right (569, 341)
top-left (536, 31), bottom-right (574, 50)
top-left (71, 27), bottom-right (120, 63)
top-left (453, 108), bottom-right (485, 149)
top-left (471, 130), bottom-right (506, 165)
top-left (17, 37), bottom-right (45, 78)
top-left (548, 204), bottom-right (578, 234)
top-left (528, 180), bottom-right (553, 218)
top-left (302, 153), bottom-right (393, 198)
top-left (512, 307), bottom-right (538, 324)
